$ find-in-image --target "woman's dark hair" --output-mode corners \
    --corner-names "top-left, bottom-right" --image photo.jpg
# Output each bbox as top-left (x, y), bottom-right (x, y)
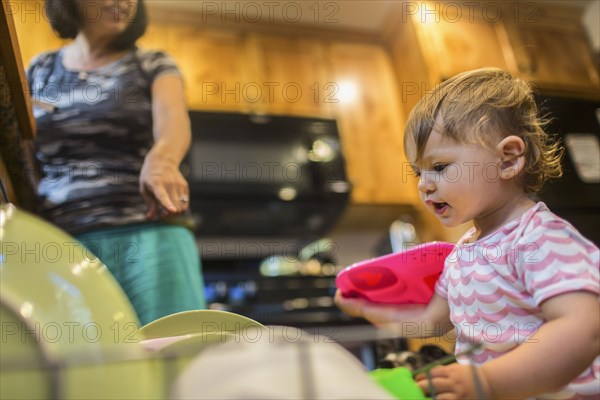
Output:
top-left (44, 0), bottom-right (147, 51)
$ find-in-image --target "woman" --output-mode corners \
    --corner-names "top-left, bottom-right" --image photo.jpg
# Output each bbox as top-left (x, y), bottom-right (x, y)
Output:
top-left (27, 0), bottom-right (205, 325)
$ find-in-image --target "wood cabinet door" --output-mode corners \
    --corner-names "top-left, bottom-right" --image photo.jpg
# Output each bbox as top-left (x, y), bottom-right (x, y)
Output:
top-left (11, 0), bottom-right (65, 66)
top-left (510, 23), bottom-right (599, 96)
top-left (249, 34), bottom-right (332, 117)
top-left (137, 23), bottom-right (170, 54)
top-left (414, 14), bottom-right (515, 82)
top-left (163, 27), bottom-right (253, 111)
top-left (326, 42), bottom-right (418, 205)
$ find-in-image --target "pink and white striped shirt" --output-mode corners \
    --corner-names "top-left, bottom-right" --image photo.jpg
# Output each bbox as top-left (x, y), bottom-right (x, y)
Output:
top-left (436, 202), bottom-right (599, 399)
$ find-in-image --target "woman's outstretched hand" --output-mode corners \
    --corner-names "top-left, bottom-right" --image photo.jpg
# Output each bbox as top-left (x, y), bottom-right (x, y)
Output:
top-left (139, 151), bottom-right (189, 219)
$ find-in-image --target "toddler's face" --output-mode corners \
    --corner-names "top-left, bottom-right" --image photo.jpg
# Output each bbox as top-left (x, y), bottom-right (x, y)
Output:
top-left (410, 126), bottom-right (508, 229)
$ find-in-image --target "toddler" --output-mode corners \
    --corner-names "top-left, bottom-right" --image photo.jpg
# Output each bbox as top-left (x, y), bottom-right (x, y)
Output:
top-left (335, 68), bottom-right (599, 399)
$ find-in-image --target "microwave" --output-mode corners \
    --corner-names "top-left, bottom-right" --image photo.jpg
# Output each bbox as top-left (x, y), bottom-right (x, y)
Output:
top-left (181, 111), bottom-right (351, 239)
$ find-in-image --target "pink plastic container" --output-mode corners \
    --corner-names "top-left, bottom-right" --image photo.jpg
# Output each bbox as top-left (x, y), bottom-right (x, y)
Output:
top-left (336, 242), bottom-right (455, 304)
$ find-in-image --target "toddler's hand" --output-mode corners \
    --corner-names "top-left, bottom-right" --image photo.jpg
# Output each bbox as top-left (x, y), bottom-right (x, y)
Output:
top-left (415, 363), bottom-right (490, 400)
top-left (334, 289), bottom-right (365, 318)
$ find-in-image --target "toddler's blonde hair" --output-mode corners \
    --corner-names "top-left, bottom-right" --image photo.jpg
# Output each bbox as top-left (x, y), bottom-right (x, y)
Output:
top-left (404, 68), bottom-right (563, 193)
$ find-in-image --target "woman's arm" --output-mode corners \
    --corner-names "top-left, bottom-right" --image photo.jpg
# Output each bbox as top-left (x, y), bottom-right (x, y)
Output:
top-left (335, 290), bottom-right (452, 337)
top-left (417, 291), bottom-right (600, 399)
top-left (140, 74), bottom-right (191, 219)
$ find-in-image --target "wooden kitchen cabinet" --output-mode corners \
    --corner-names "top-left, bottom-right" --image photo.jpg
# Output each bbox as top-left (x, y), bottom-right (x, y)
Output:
top-left (137, 23), bottom-right (170, 55)
top-left (141, 28), bottom-right (336, 116)
top-left (412, 6), bottom-right (516, 85)
top-left (385, 2), bottom-right (599, 102)
top-left (326, 42), bottom-right (419, 205)
top-left (155, 27), bottom-right (254, 112)
top-left (384, 1), bottom-right (518, 102)
top-left (248, 34), bottom-right (332, 117)
top-left (502, 5), bottom-right (600, 98)
top-left (384, 6), bottom-right (516, 125)
top-left (11, 0), bottom-right (65, 66)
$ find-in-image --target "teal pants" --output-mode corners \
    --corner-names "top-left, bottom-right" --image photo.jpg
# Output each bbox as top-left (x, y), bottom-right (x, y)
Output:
top-left (76, 223), bottom-right (206, 326)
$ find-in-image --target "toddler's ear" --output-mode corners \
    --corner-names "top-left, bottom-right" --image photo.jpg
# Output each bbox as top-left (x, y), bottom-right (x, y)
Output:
top-left (497, 135), bottom-right (526, 179)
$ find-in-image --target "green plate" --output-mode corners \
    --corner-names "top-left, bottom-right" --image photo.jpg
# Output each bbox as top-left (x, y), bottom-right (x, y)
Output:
top-left (140, 310), bottom-right (266, 388)
top-left (139, 309), bottom-right (265, 340)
